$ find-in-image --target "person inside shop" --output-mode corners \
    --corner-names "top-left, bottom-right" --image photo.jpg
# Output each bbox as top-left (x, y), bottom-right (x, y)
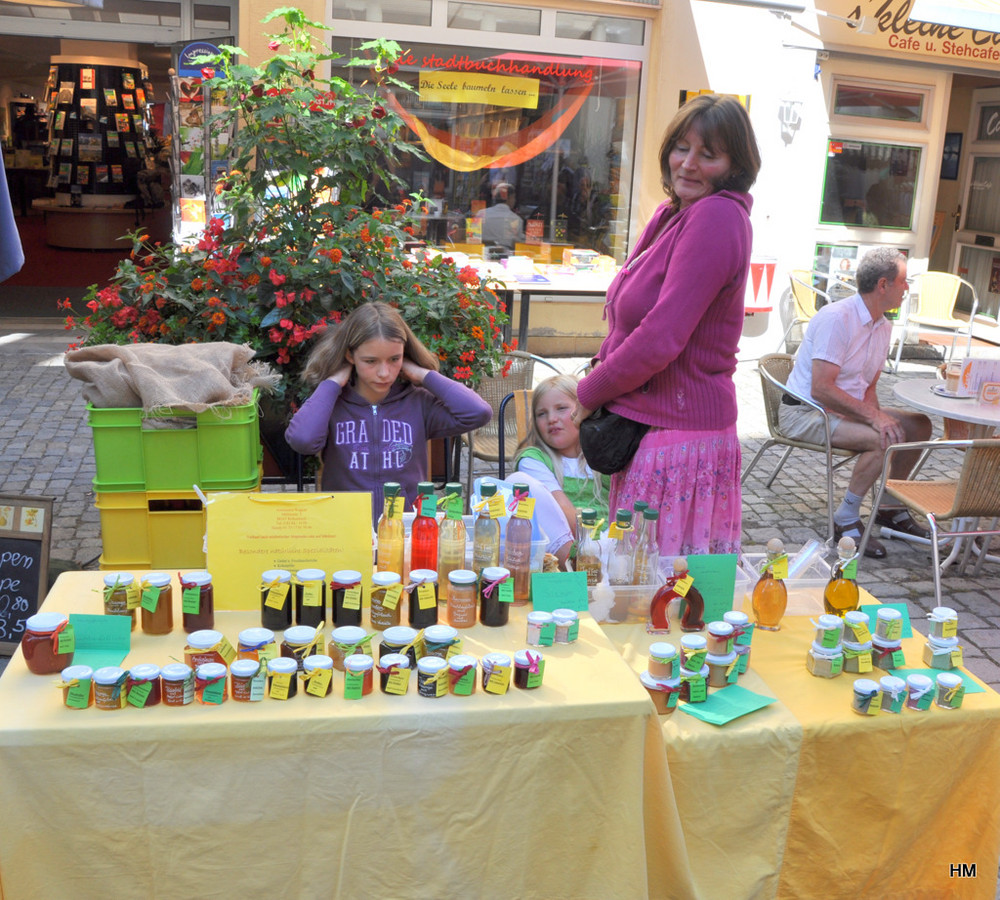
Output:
top-left (575, 93), bottom-right (760, 558)
top-left (515, 374), bottom-right (610, 550)
top-left (481, 181), bottom-right (525, 250)
top-left (284, 301), bottom-right (491, 521)
top-left (777, 247), bottom-right (932, 558)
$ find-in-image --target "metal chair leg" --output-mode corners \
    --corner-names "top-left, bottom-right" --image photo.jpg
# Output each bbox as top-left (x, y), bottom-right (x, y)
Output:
top-left (764, 445), bottom-right (795, 489)
top-left (740, 439), bottom-right (776, 484)
top-left (928, 513), bottom-right (943, 608)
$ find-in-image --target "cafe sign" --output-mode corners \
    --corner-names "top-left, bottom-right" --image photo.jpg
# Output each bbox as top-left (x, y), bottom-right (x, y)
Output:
top-left (977, 104), bottom-right (1000, 142)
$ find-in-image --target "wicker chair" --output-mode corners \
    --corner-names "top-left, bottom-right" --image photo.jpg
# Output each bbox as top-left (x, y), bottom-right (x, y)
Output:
top-left (858, 439), bottom-right (1000, 606)
top-left (889, 272), bottom-right (978, 373)
top-left (741, 352), bottom-right (858, 542)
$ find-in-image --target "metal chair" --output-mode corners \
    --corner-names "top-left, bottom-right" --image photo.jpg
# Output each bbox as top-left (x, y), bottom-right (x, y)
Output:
top-left (858, 439), bottom-right (1000, 606)
top-left (496, 389), bottom-right (534, 480)
top-left (889, 272), bottom-right (978, 373)
top-left (778, 269), bottom-right (854, 352)
top-left (741, 352), bottom-right (859, 542)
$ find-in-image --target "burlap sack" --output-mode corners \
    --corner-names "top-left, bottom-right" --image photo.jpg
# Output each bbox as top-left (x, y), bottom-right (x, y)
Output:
top-left (64, 342), bottom-right (281, 412)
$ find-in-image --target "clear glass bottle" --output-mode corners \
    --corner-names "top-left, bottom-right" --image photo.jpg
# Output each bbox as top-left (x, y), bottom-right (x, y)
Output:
top-left (607, 508), bottom-right (634, 586)
top-left (376, 481), bottom-right (405, 575)
top-left (437, 482), bottom-right (467, 601)
top-left (752, 538), bottom-right (788, 632)
top-left (473, 480), bottom-right (501, 574)
top-left (824, 536), bottom-right (860, 617)
top-left (410, 481), bottom-right (439, 573)
top-left (503, 482), bottom-right (534, 604)
top-left (630, 500), bottom-right (648, 556)
top-left (576, 508), bottom-right (603, 587)
top-left (632, 508), bottom-right (660, 585)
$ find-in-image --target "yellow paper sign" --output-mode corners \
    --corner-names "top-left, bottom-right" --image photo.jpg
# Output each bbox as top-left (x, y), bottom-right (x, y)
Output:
top-left (343, 586), bottom-right (362, 611)
top-left (264, 582), bottom-right (290, 610)
top-left (305, 667), bottom-right (332, 697)
top-left (952, 647), bottom-right (964, 667)
top-left (419, 71), bottom-right (539, 110)
top-left (383, 584), bottom-right (403, 611)
top-left (386, 496), bottom-right (403, 520)
top-left (417, 583), bottom-right (436, 610)
top-left (866, 692), bottom-right (882, 716)
top-left (675, 574), bottom-right (694, 598)
top-left (485, 665), bottom-right (511, 695)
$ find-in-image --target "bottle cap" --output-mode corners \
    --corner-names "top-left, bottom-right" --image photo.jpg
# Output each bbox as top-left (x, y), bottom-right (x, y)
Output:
top-left (766, 538), bottom-right (784, 555)
top-left (261, 569), bottom-right (291, 583)
top-left (643, 508), bottom-right (659, 520)
top-left (102, 572), bottom-right (134, 588)
top-left (417, 481), bottom-right (435, 494)
top-left (93, 666), bottom-right (126, 685)
top-left (615, 508), bottom-right (633, 526)
top-left (25, 612), bottom-right (68, 634)
top-left (61, 664), bottom-right (94, 681)
top-left (837, 536), bottom-right (856, 557)
top-left (448, 569), bottom-right (477, 585)
top-left (344, 653), bottom-right (374, 673)
top-left (581, 508), bottom-right (596, 525)
top-left (295, 568), bottom-right (325, 582)
top-left (383, 481), bottom-right (401, 497)
top-left (381, 625), bottom-right (417, 646)
top-left (267, 657), bottom-right (297, 675)
top-left (480, 481), bottom-right (498, 498)
top-left (417, 656), bottom-right (448, 675)
top-left (372, 571), bottom-right (401, 586)
top-left (633, 501), bottom-right (648, 514)
top-left (445, 482), bottom-right (463, 495)
top-left (331, 625), bottom-right (366, 644)
top-left (513, 482), bottom-right (530, 494)
top-left (239, 627), bottom-right (275, 647)
top-left (424, 624), bottom-right (458, 644)
top-left (380, 653), bottom-right (411, 670)
top-left (448, 654), bottom-right (476, 671)
top-left (196, 663), bottom-right (227, 680)
top-left (128, 664), bottom-right (160, 681)
top-left (680, 634), bottom-right (707, 651)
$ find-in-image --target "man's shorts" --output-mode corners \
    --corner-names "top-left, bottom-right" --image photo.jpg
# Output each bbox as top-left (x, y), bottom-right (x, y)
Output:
top-left (777, 401), bottom-right (845, 445)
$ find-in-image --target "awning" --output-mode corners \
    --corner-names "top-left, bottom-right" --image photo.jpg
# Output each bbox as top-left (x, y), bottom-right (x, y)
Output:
top-left (910, 0), bottom-right (1000, 34)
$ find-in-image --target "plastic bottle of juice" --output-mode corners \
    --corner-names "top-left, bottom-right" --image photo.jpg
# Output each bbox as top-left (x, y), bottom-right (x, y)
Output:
top-left (632, 508), bottom-right (660, 585)
top-left (473, 481), bottom-right (501, 574)
top-left (503, 482), bottom-right (534, 604)
top-left (410, 482), bottom-right (439, 574)
top-left (437, 482), bottom-right (467, 602)
top-left (576, 508), bottom-right (603, 587)
top-left (752, 537), bottom-right (788, 632)
top-left (376, 482), bottom-right (405, 575)
top-left (607, 509), bottom-right (634, 586)
top-left (824, 536), bottom-right (860, 617)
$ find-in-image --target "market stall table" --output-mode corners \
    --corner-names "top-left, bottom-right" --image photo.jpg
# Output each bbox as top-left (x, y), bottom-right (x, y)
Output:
top-left (502, 269), bottom-right (615, 350)
top-left (0, 571), bottom-right (690, 900)
top-left (893, 376), bottom-right (1000, 438)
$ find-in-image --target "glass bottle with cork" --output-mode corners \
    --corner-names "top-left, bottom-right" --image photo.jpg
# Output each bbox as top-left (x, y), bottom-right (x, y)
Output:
top-left (823, 536), bottom-right (860, 617)
top-left (472, 481), bottom-right (502, 573)
top-left (503, 482), bottom-right (534, 604)
top-left (376, 481), bottom-right (405, 576)
top-left (607, 509), bottom-right (634, 586)
top-left (752, 538), bottom-right (788, 631)
top-left (575, 508), bottom-right (603, 587)
top-left (437, 482), bottom-right (467, 601)
top-left (410, 481), bottom-right (439, 573)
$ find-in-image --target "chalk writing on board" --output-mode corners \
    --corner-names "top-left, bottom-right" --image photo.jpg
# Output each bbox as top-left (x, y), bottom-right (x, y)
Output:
top-left (0, 539), bottom-right (40, 643)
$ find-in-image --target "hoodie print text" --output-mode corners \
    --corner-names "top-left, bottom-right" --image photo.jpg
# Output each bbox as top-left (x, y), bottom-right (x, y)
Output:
top-left (335, 416), bottom-right (414, 471)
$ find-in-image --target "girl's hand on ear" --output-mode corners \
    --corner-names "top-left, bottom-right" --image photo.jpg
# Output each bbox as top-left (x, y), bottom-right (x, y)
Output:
top-left (327, 363), bottom-right (353, 388)
top-left (400, 359), bottom-right (429, 385)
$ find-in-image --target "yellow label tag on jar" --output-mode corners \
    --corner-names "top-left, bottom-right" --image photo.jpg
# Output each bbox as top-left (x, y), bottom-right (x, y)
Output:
top-left (264, 582), bottom-right (289, 610)
top-left (258, 642), bottom-right (278, 665)
top-left (434, 669), bottom-right (449, 697)
top-left (446, 640), bottom-right (463, 659)
top-left (866, 692), bottom-right (882, 715)
top-left (301, 582), bottom-right (322, 607)
top-left (386, 496), bottom-right (403, 520)
top-left (675, 575), bottom-right (694, 597)
top-left (343, 586), bottom-right (362, 611)
top-left (305, 667), bottom-right (332, 697)
top-left (514, 498), bottom-right (535, 520)
top-left (942, 619), bottom-right (958, 639)
top-left (485, 665), bottom-right (511, 695)
top-left (386, 667), bottom-right (410, 695)
top-left (883, 618), bottom-right (902, 641)
top-left (216, 636), bottom-right (237, 665)
top-left (848, 621), bottom-right (872, 644)
top-left (269, 672), bottom-right (292, 700)
top-left (383, 584), bottom-right (403, 610)
top-left (951, 647), bottom-right (964, 667)
top-left (125, 581), bottom-right (142, 610)
top-left (417, 583), bottom-right (436, 610)
top-left (857, 653), bottom-right (872, 674)
top-left (487, 494), bottom-right (506, 519)
top-left (771, 555), bottom-right (789, 579)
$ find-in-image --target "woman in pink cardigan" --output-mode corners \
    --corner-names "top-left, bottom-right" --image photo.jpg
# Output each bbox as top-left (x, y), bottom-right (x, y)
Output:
top-left (576, 94), bottom-right (760, 558)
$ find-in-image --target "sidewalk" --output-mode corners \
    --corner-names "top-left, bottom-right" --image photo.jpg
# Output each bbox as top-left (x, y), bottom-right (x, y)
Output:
top-left (2, 320), bottom-right (999, 690)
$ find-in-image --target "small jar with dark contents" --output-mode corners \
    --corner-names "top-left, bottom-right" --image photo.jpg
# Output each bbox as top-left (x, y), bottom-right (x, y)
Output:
top-left (302, 654), bottom-right (334, 697)
top-left (103, 572), bottom-right (137, 631)
top-left (61, 664), bottom-right (94, 709)
top-left (330, 569), bottom-right (363, 627)
top-left (140, 572), bottom-right (173, 635)
top-left (230, 658), bottom-right (265, 702)
top-left (513, 649), bottom-right (544, 689)
top-left (21, 612), bottom-right (74, 675)
top-left (343, 653), bottom-right (374, 698)
top-left (479, 566), bottom-right (511, 627)
top-left (481, 652), bottom-right (512, 694)
top-left (179, 570), bottom-right (215, 633)
top-left (281, 625), bottom-right (318, 672)
top-left (93, 666), bottom-right (127, 710)
top-left (417, 656), bottom-right (448, 698)
top-left (448, 654), bottom-right (478, 695)
top-left (267, 657), bottom-right (298, 700)
top-left (161, 663), bottom-right (195, 706)
top-left (259, 569), bottom-right (292, 631)
top-left (294, 568), bottom-right (327, 628)
top-left (407, 569), bottom-right (439, 628)
top-left (378, 625), bottom-right (418, 669)
top-left (125, 664), bottom-right (162, 708)
top-left (378, 653), bottom-right (411, 695)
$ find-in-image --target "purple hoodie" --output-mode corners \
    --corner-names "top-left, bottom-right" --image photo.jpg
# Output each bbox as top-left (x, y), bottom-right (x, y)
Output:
top-left (285, 371), bottom-right (491, 518)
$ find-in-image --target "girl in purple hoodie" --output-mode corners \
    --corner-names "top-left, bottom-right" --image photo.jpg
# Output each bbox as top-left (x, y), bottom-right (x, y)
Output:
top-left (285, 302), bottom-right (491, 521)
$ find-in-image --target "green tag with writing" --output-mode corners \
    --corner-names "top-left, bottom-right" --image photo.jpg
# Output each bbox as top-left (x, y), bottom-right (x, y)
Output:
top-left (56, 624), bottom-right (75, 655)
top-left (446, 495), bottom-right (463, 520)
top-left (66, 678), bottom-right (91, 709)
top-left (687, 677), bottom-right (707, 703)
top-left (345, 670), bottom-right (364, 700)
top-left (843, 559), bottom-right (858, 579)
top-left (567, 621), bottom-right (579, 642)
top-left (250, 669), bottom-right (266, 701)
top-left (127, 682), bottom-right (151, 708)
top-left (891, 649), bottom-right (906, 668)
top-left (141, 585), bottom-right (161, 613)
top-left (830, 655), bottom-right (844, 676)
top-left (202, 678), bottom-right (225, 705)
top-left (453, 667), bottom-right (474, 696)
top-left (420, 495), bottom-right (437, 517)
top-left (182, 586), bottom-right (201, 615)
top-left (526, 658), bottom-right (545, 688)
top-left (498, 580), bottom-right (514, 604)
top-left (539, 623), bottom-right (555, 646)
top-left (821, 628), bottom-right (839, 649)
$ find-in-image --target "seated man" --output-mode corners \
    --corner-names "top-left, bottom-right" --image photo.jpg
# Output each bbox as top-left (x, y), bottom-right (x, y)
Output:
top-left (778, 247), bottom-right (932, 559)
top-left (480, 182), bottom-right (525, 250)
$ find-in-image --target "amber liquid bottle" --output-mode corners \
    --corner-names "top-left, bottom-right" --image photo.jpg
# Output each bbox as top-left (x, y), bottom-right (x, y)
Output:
top-left (503, 482), bottom-right (534, 604)
top-left (437, 482), bottom-right (467, 602)
top-left (473, 481), bottom-right (501, 574)
top-left (376, 482), bottom-right (405, 576)
top-left (576, 508), bottom-right (603, 587)
top-left (824, 536), bottom-right (860, 617)
top-left (752, 538), bottom-right (788, 632)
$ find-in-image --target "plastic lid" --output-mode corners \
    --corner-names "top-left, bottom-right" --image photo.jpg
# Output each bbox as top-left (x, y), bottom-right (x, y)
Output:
top-left (417, 656), bottom-right (448, 674)
top-left (481, 566), bottom-right (510, 581)
top-left (649, 642), bottom-right (677, 659)
top-left (381, 626), bottom-right (417, 645)
top-left (267, 657), bottom-right (298, 674)
top-left (876, 607), bottom-right (901, 621)
top-left (680, 635), bottom-right (707, 651)
top-left (296, 568), bottom-right (325, 582)
top-left (283, 625), bottom-right (317, 646)
top-left (615, 508), bottom-right (633, 525)
top-left (643, 508), bottom-right (659, 521)
top-left (527, 611), bottom-right (554, 625)
top-left (514, 649), bottom-right (543, 666)
top-left (61, 664), bottom-right (93, 681)
top-left (331, 625), bottom-right (367, 643)
top-left (128, 664), bottom-right (160, 680)
top-left (446, 482), bottom-right (463, 495)
top-left (186, 629), bottom-right (223, 649)
top-left (640, 671), bottom-right (679, 690)
top-left (809, 642), bottom-right (843, 659)
top-left (25, 612), bottom-right (68, 633)
top-left (424, 624), bottom-right (458, 643)
top-left (633, 501), bottom-right (649, 514)
top-left (344, 653), bottom-right (374, 673)
top-left (871, 634), bottom-right (902, 649)
top-left (93, 666), bottom-right (125, 685)
top-left (409, 569), bottom-right (438, 583)
top-left (842, 639), bottom-right (873, 651)
top-left (936, 672), bottom-right (962, 688)
top-left (552, 608), bottom-right (578, 623)
top-left (238, 627), bottom-right (275, 646)
top-left (707, 621), bottom-right (734, 637)
top-left (581, 508), bottom-right (596, 524)
top-left (512, 482), bottom-right (530, 494)
top-left (196, 663), bottom-right (227, 680)
top-left (482, 652), bottom-right (512, 668)
top-left (380, 653), bottom-right (411, 669)
top-left (448, 654), bottom-right (476, 671)
top-left (929, 606), bottom-right (958, 621)
top-left (331, 570), bottom-right (362, 584)
top-left (926, 634), bottom-right (959, 649)
top-left (705, 651), bottom-right (738, 665)
top-left (723, 611), bottom-right (750, 627)
top-left (816, 614), bottom-right (844, 630)
top-left (383, 481), bottom-right (402, 497)
top-left (180, 570), bottom-right (212, 586)
top-left (372, 571), bottom-right (402, 587)
top-left (448, 569), bottom-right (478, 585)
top-left (480, 481), bottom-right (498, 497)
top-left (230, 659), bottom-right (262, 678)
top-left (261, 569), bottom-right (291, 583)
top-left (160, 663), bottom-right (193, 681)
top-left (303, 654), bottom-right (334, 671)
top-left (837, 536), bottom-right (856, 557)
top-left (906, 673), bottom-right (933, 690)
top-left (417, 481), bottom-right (435, 493)
top-left (102, 572), bottom-right (134, 588)
top-left (144, 572), bottom-right (171, 588)
top-left (879, 675), bottom-right (905, 691)
top-left (679, 665), bottom-right (710, 680)
top-left (853, 678), bottom-right (880, 695)
top-left (844, 611), bottom-right (870, 625)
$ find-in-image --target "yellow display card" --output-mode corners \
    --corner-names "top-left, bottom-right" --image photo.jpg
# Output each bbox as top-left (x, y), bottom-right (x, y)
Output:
top-left (264, 582), bottom-right (290, 610)
top-left (419, 71), bottom-right (539, 110)
top-left (952, 647), bottom-right (964, 667)
top-left (305, 668), bottom-right (332, 697)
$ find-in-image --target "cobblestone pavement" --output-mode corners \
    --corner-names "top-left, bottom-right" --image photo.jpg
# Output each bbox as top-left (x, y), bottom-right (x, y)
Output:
top-left (2, 319), bottom-right (1000, 692)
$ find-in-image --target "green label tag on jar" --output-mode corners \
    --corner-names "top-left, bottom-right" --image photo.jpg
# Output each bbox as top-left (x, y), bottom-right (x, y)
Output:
top-left (916, 690), bottom-right (933, 710)
top-left (567, 621), bottom-right (579, 642)
top-left (843, 559), bottom-right (858, 579)
top-left (687, 678), bottom-right (707, 703)
top-left (56, 624), bottom-right (75, 655)
top-left (737, 623), bottom-right (754, 646)
top-left (498, 581), bottom-right (514, 604)
top-left (891, 649), bottom-right (906, 668)
top-left (202, 679), bottom-right (225, 705)
top-left (446, 495), bottom-right (463, 520)
top-left (821, 628), bottom-right (839, 649)
top-left (526, 659), bottom-right (545, 689)
top-left (141, 585), bottom-right (161, 613)
top-left (453, 668), bottom-right (474, 695)
top-left (127, 682), bottom-right (151, 708)
top-left (539, 623), bottom-right (555, 646)
top-left (830, 655), bottom-right (844, 676)
top-left (66, 678), bottom-right (90, 709)
top-left (345, 670), bottom-right (364, 700)
top-left (182, 586), bottom-right (201, 615)
top-left (666, 689), bottom-right (679, 708)
top-left (737, 652), bottom-right (750, 674)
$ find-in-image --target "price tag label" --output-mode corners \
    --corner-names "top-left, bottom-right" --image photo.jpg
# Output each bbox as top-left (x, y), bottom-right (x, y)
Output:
top-left (65, 678), bottom-right (91, 709)
top-left (865, 692), bottom-right (883, 715)
top-left (417, 583), bottom-right (436, 610)
top-left (687, 678), bottom-right (707, 703)
top-left (726, 662), bottom-right (739, 684)
top-left (567, 621), bottom-right (580, 642)
top-left (951, 647), bottom-right (964, 667)
top-left (264, 582), bottom-right (290, 610)
top-left (453, 667), bottom-right (474, 696)
top-left (771, 555), bottom-right (789, 579)
top-left (445, 640), bottom-right (463, 659)
top-left (125, 581), bottom-right (142, 610)
top-left (302, 582), bottom-right (322, 607)
top-left (258, 642), bottom-right (278, 666)
top-left (487, 494), bottom-right (506, 519)
top-left (821, 628), bottom-right (839, 649)
top-left (526, 659), bottom-right (545, 689)
top-left (485, 665), bottom-right (511, 695)
top-left (498, 581), bottom-right (514, 604)
top-left (514, 498), bottom-right (535, 520)
top-left (843, 559), bottom-right (858, 579)
top-left (127, 682), bottom-right (151, 708)
top-left (383, 584), bottom-right (403, 611)
top-left (269, 672), bottom-right (292, 700)
top-left (848, 621), bottom-right (872, 644)
top-left (857, 652), bottom-right (872, 674)
top-left (608, 523), bottom-right (623, 541)
top-left (890, 649), bottom-right (906, 668)
top-left (916, 690), bottom-right (933, 711)
top-left (446, 495), bottom-right (463, 520)
top-left (830, 655), bottom-right (844, 676)
top-left (141, 585), bottom-right (161, 613)
top-left (434, 670), bottom-right (449, 698)
top-left (343, 586), bottom-right (362, 611)
top-left (250, 669), bottom-right (266, 701)
top-left (216, 636), bottom-right (237, 665)
top-left (305, 667), bottom-right (332, 697)
top-left (736, 623), bottom-right (754, 646)
top-left (674, 575), bottom-right (694, 597)
top-left (182, 586), bottom-right (202, 615)
top-left (344, 670), bottom-right (364, 700)
top-left (420, 495), bottom-right (438, 518)
top-left (56, 624), bottom-right (75, 655)
top-left (665, 689), bottom-right (680, 709)
top-left (883, 618), bottom-right (902, 641)
top-left (942, 619), bottom-right (958, 639)
top-left (736, 652), bottom-right (750, 675)
top-left (202, 678), bottom-right (225, 705)
top-left (385, 667), bottom-right (410, 695)
top-left (539, 623), bottom-right (555, 646)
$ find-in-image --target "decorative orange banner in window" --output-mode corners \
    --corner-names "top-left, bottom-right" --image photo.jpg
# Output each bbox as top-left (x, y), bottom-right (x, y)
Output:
top-left (419, 72), bottom-right (539, 110)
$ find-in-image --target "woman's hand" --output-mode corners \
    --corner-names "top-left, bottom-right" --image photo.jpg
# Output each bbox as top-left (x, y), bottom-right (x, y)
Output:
top-left (400, 359), bottom-right (430, 385)
top-left (572, 404), bottom-right (595, 425)
top-left (327, 364), bottom-right (352, 388)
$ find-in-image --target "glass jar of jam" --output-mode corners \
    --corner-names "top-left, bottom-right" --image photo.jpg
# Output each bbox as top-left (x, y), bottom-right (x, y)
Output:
top-left (61, 664), bottom-right (94, 709)
top-left (705, 621), bottom-right (735, 656)
top-left (281, 625), bottom-right (318, 672)
top-left (179, 570), bottom-right (214, 633)
top-left (552, 608), bottom-right (579, 643)
top-left (648, 642), bottom-right (678, 680)
top-left (377, 653), bottom-right (411, 695)
top-left (514, 649), bottom-right (544, 689)
top-left (302, 654), bottom-right (334, 697)
top-left (230, 658), bottom-right (265, 702)
top-left (126, 664), bottom-right (162, 708)
top-left (184, 629), bottom-right (227, 669)
top-left (448, 653), bottom-right (478, 695)
top-left (369, 571), bottom-right (402, 631)
top-left (378, 625), bottom-right (418, 669)
top-left (140, 572), bottom-right (173, 635)
top-left (479, 566), bottom-right (512, 627)
top-left (481, 652), bottom-right (512, 694)
top-left (21, 612), bottom-right (74, 675)
top-left (422, 624), bottom-right (459, 660)
top-left (343, 653), bottom-right (374, 698)
top-left (103, 572), bottom-right (137, 632)
top-left (195, 662), bottom-right (228, 704)
top-left (417, 656), bottom-right (448, 698)
top-left (260, 569), bottom-right (292, 631)
top-left (526, 611), bottom-right (555, 648)
top-left (407, 569), bottom-right (439, 628)
top-left (267, 657), bottom-right (298, 700)
top-left (446, 569), bottom-right (478, 629)
top-left (330, 569), bottom-right (363, 628)
top-left (161, 663), bottom-right (194, 706)
top-left (93, 666), bottom-right (127, 710)
top-left (328, 625), bottom-right (369, 672)
top-left (294, 568), bottom-right (327, 628)
top-left (237, 627), bottom-right (277, 663)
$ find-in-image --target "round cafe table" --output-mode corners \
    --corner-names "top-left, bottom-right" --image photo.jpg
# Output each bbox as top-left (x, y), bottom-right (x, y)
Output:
top-left (893, 377), bottom-right (1000, 438)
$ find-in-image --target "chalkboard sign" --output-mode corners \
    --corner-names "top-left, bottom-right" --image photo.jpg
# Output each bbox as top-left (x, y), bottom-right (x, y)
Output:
top-left (0, 495), bottom-right (54, 653)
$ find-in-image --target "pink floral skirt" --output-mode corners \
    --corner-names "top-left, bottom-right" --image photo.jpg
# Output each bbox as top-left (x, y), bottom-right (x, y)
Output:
top-left (610, 425), bottom-right (742, 558)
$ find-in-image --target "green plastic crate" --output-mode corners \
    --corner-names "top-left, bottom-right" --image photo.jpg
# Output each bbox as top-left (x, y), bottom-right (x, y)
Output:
top-left (88, 389), bottom-right (262, 493)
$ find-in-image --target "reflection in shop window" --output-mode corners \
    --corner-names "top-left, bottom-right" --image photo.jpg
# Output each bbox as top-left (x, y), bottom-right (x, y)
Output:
top-left (832, 83), bottom-right (925, 123)
top-left (331, 38), bottom-right (639, 264)
top-left (819, 139), bottom-right (921, 231)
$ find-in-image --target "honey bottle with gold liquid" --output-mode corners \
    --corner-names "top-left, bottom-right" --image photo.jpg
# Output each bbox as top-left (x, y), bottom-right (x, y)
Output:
top-left (823, 536), bottom-right (860, 617)
top-left (376, 482), bottom-right (405, 576)
top-left (575, 508), bottom-right (603, 587)
top-left (752, 538), bottom-right (788, 632)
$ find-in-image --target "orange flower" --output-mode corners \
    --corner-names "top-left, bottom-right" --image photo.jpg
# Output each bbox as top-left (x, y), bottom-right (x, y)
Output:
top-left (210, 311), bottom-right (226, 326)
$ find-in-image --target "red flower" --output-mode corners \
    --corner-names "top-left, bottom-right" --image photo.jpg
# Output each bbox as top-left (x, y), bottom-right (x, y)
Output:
top-left (352, 115), bottom-right (367, 129)
top-left (201, 67), bottom-right (215, 80)
top-left (372, 104), bottom-right (386, 120)
top-left (386, 61), bottom-right (399, 76)
top-left (269, 269), bottom-right (286, 286)
top-left (268, 40), bottom-right (280, 51)
top-left (251, 84), bottom-right (264, 98)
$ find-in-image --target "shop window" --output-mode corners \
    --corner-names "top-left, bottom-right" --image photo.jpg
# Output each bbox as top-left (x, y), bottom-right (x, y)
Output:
top-left (832, 81), bottom-right (927, 124)
top-left (331, 37), bottom-right (640, 263)
top-left (331, 0), bottom-right (432, 26)
top-left (819, 140), bottom-right (921, 231)
top-left (447, 3), bottom-right (541, 34)
top-left (554, 13), bottom-right (644, 45)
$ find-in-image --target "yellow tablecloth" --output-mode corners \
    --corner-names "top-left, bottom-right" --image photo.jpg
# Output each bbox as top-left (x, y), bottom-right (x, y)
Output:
top-left (605, 595), bottom-right (1000, 900)
top-left (0, 572), bottom-right (691, 900)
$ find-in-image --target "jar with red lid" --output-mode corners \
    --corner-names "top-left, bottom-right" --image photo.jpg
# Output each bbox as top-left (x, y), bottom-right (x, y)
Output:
top-left (343, 653), bottom-right (374, 698)
top-left (139, 572), bottom-right (173, 635)
top-left (103, 572), bottom-right (137, 632)
top-left (161, 663), bottom-right (194, 706)
top-left (61, 664), bottom-right (94, 709)
top-left (330, 569), bottom-right (363, 627)
top-left (294, 568), bottom-right (327, 628)
top-left (179, 570), bottom-right (214, 633)
top-left (93, 666), bottom-right (127, 710)
top-left (126, 664), bottom-right (162, 708)
top-left (195, 662), bottom-right (228, 704)
top-left (230, 659), bottom-right (266, 702)
top-left (21, 612), bottom-right (74, 675)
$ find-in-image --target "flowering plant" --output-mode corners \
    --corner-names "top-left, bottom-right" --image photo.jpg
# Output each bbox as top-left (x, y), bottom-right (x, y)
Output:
top-left (63, 7), bottom-right (511, 394)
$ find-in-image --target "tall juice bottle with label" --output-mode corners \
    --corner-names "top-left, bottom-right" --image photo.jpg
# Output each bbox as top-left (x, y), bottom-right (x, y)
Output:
top-left (437, 482), bottom-right (467, 602)
top-left (824, 536), bottom-right (860, 617)
top-left (576, 508), bottom-right (603, 587)
top-left (504, 482), bottom-right (534, 604)
top-left (473, 481), bottom-right (501, 574)
top-left (752, 537), bottom-right (788, 632)
top-left (410, 482), bottom-right (439, 574)
top-left (376, 482), bottom-right (405, 575)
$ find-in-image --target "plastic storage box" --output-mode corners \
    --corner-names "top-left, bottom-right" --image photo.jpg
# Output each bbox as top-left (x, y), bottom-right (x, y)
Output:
top-left (87, 389), bottom-right (261, 493)
top-left (741, 545), bottom-right (831, 616)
